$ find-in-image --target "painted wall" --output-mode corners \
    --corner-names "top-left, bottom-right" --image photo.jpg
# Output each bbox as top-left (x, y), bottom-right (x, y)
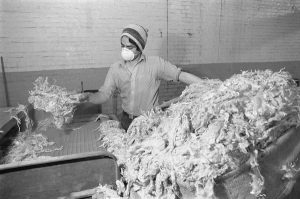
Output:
top-left (1, 0), bottom-right (300, 111)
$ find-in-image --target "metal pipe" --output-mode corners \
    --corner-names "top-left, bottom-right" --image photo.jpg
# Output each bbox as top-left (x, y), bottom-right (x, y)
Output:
top-left (1, 56), bottom-right (10, 107)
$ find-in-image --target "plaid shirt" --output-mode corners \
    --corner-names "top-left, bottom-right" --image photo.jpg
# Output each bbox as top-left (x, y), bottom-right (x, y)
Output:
top-left (99, 54), bottom-right (181, 116)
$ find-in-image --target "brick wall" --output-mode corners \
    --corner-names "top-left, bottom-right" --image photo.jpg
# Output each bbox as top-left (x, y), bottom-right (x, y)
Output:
top-left (215, 0), bottom-right (300, 62)
top-left (167, 0), bottom-right (300, 64)
top-left (1, 0), bottom-right (300, 71)
top-left (1, 0), bottom-right (300, 113)
top-left (0, 0), bottom-right (167, 72)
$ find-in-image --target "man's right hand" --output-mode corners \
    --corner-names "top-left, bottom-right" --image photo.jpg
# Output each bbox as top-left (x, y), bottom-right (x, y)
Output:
top-left (158, 96), bottom-right (181, 110)
top-left (77, 93), bottom-right (90, 103)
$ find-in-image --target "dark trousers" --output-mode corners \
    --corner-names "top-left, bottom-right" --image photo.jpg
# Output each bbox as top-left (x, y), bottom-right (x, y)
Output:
top-left (118, 111), bottom-right (137, 131)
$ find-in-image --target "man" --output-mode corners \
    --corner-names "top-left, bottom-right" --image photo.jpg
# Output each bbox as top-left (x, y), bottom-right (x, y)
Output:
top-left (84, 24), bottom-right (202, 130)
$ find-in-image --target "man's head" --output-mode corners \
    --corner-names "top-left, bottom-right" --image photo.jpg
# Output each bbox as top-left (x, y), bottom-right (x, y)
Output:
top-left (120, 24), bottom-right (148, 61)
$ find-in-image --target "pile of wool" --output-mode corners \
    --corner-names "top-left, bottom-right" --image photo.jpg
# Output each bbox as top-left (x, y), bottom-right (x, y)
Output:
top-left (97, 119), bottom-right (128, 164)
top-left (2, 103), bottom-right (62, 164)
top-left (92, 184), bottom-right (122, 199)
top-left (28, 77), bottom-right (82, 128)
top-left (3, 132), bottom-right (62, 164)
top-left (5, 104), bottom-right (32, 131)
top-left (97, 69), bottom-right (300, 199)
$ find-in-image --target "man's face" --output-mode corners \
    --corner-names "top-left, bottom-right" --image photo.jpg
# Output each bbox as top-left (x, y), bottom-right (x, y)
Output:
top-left (121, 36), bottom-right (138, 54)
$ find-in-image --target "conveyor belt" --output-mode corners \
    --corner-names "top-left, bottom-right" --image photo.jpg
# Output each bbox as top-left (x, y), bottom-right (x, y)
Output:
top-left (0, 108), bottom-right (120, 199)
top-left (0, 105), bottom-right (109, 161)
top-left (39, 118), bottom-right (103, 157)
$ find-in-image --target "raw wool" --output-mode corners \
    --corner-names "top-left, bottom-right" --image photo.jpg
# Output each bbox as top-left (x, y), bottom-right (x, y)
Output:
top-left (126, 109), bottom-right (165, 145)
top-left (28, 77), bottom-right (82, 129)
top-left (5, 104), bottom-right (32, 131)
top-left (2, 104), bottom-right (62, 164)
top-left (98, 69), bottom-right (300, 198)
top-left (92, 184), bottom-right (122, 199)
top-left (281, 162), bottom-right (300, 180)
top-left (249, 150), bottom-right (265, 197)
top-left (96, 119), bottom-right (128, 165)
top-left (4, 132), bottom-right (62, 164)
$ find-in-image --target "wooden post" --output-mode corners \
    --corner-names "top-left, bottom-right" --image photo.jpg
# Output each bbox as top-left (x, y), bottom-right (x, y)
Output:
top-left (1, 56), bottom-right (10, 107)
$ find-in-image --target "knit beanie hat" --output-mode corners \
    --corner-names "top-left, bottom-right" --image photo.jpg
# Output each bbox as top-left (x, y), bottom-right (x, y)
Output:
top-left (121, 24), bottom-right (148, 51)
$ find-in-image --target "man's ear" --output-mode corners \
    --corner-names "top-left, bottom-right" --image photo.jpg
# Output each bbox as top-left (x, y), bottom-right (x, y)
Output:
top-left (133, 51), bottom-right (142, 59)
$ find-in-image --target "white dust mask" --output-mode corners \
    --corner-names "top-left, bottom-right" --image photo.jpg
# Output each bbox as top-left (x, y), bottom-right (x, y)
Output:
top-left (121, 48), bottom-right (135, 61)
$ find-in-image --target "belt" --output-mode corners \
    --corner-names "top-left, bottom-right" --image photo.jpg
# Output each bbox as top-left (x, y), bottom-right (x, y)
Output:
top-left (123, 111), bottom-right (138, 119)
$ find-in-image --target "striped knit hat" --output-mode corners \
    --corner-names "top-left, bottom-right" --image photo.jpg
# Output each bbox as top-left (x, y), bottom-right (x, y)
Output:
top-left (121, 24), bottom-right (148, 51)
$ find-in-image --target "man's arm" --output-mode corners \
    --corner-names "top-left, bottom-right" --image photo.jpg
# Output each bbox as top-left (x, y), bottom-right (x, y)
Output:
top-left (86, 91), bottom-right (110, 104)
top-left (157, 57), bottom-right (202, 84)
top-left (178, 71), bottom-right (202, 85)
